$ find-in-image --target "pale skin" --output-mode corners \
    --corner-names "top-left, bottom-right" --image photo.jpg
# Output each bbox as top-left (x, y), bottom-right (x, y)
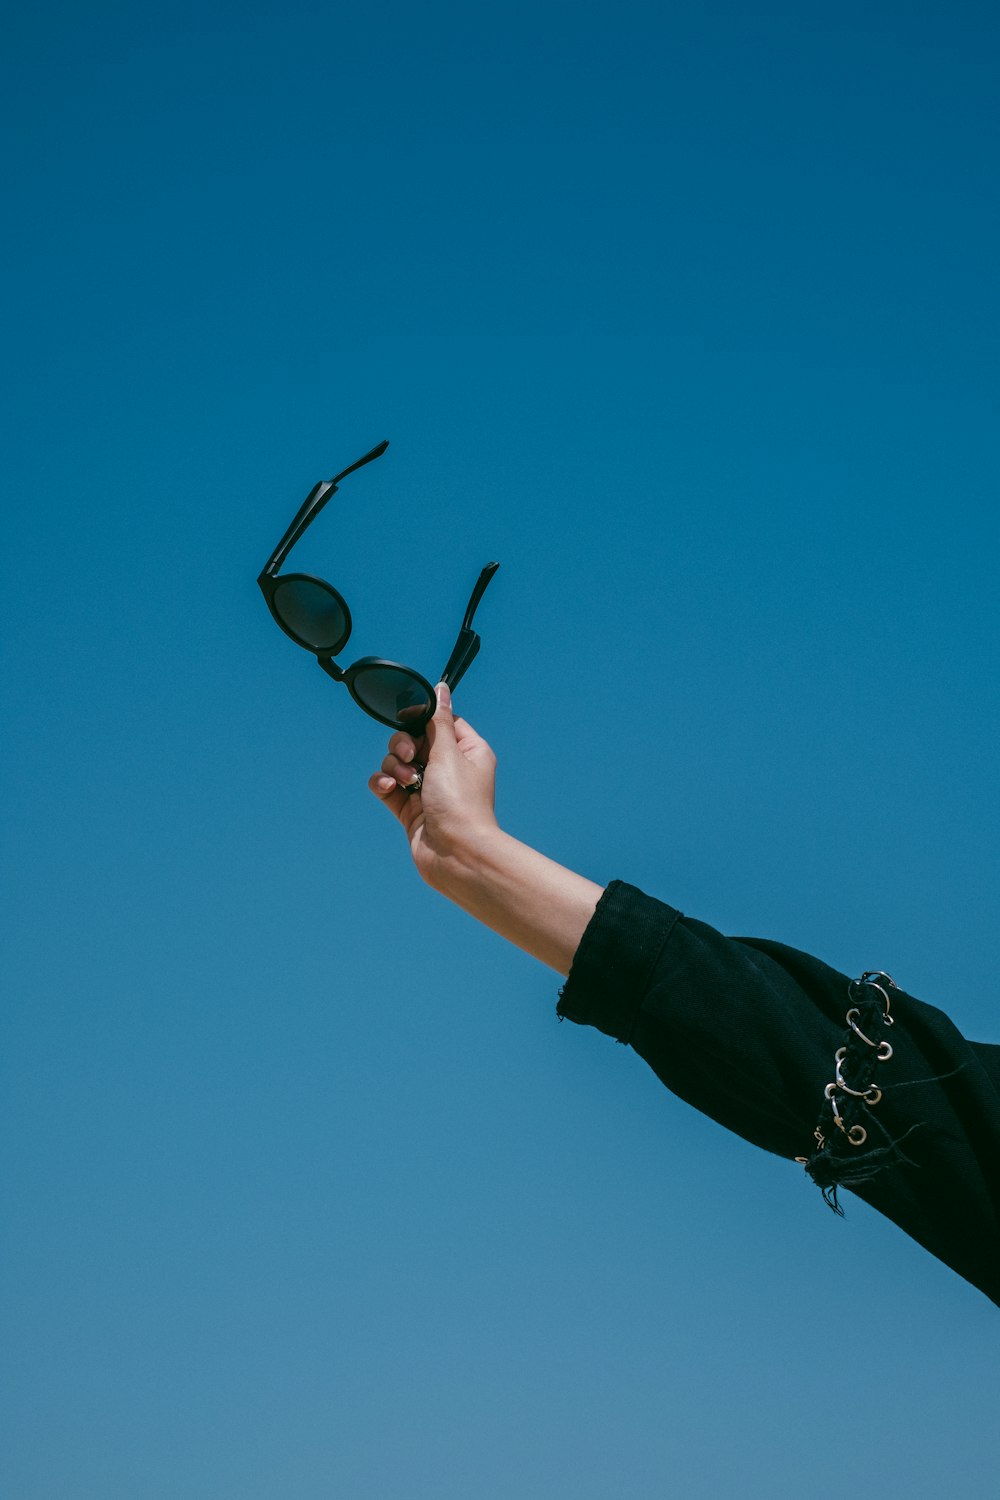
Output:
top-left (367, 682), bottom-right (605, 976)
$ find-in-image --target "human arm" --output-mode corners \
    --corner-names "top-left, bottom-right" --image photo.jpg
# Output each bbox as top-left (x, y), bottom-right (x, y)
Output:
top-left (367, 683), bottom-right (1000, 1307)
top-left (367, 681), bottom-right (603, 975)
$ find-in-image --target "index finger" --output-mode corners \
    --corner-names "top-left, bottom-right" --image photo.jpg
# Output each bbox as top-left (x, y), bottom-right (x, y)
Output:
top-left (387, 729), bottom-right (427, 765)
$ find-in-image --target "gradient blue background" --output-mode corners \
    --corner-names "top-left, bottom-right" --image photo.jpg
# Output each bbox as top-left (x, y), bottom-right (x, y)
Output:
top-left (3, 3), bottom-right (998, 1496)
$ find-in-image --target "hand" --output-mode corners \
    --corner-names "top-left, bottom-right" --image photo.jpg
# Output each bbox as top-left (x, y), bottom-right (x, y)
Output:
top-left (367, 681), bottom-right (500, 889)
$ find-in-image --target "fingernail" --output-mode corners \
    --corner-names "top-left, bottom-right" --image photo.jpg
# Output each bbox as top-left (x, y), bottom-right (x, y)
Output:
top-left (436, 681), bottom-right (451, 709)
top-left (377, 776), bottom-right (395, 792)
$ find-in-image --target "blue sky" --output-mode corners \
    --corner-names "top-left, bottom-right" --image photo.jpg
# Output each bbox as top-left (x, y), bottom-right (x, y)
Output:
top-left (3, 3), bottom-right (999, 1496)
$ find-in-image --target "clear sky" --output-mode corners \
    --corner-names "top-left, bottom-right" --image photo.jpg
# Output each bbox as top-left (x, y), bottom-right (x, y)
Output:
top-left (3, 2), bottom-right (999, 1496)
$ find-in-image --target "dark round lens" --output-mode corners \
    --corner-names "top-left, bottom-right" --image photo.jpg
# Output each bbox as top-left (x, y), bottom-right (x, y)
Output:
top-left (272, 578), bottom-right (349, 652)
top-left (353, 667), bottom-right (434, 727)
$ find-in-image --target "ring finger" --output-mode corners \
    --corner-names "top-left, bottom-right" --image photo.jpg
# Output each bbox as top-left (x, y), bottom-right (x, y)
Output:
top-left (381, 750), bottom-right (424, 787)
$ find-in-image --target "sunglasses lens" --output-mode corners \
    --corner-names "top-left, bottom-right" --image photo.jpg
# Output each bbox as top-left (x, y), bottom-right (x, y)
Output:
top-left (353, 667), bottom-right (434, 728)
top-left (272, 578), bottom-right (349, 652)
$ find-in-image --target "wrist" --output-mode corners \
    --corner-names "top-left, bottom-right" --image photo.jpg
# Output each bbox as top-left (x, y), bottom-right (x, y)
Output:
top-left (421, 823), bottom-right (510, 899)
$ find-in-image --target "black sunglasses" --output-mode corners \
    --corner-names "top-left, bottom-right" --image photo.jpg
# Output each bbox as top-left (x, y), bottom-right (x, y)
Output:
top-left (258, 440), bottom-right (498, 732)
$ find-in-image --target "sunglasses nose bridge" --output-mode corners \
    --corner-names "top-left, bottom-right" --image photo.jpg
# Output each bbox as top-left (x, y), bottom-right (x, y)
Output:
top-left (317, 656), bottom-right (345, 682)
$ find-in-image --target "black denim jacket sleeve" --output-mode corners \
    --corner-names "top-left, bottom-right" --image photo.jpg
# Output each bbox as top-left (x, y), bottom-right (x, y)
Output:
top-left (557, 880), bottom-right (1000, 1307)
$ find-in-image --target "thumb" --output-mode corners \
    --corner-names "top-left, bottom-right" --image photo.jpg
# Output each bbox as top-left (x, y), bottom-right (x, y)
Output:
top-left (423, 680), bottom-right (458, 760)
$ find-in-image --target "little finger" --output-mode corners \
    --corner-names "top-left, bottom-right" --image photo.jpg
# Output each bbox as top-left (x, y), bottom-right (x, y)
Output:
top-left (369, 770), bottom-right (401, 798)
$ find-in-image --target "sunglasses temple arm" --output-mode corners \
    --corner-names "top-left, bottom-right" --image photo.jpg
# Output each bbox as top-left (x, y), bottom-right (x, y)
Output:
top-left (438, 562), bottom-right (499, 689)
top-left (260, 480), bottom-right (337, 578)
top-left (440, 631), bottom-right (480, 691)
top-left (461, 561), bottom-right (499, 629)
top-left (258, 440), bottom-right (390, 579)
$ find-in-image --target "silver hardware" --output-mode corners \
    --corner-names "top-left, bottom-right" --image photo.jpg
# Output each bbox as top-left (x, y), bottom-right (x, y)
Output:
top-left (802, 969), bottom-right (901, 1164)
top-left (834, 1048), bottom-right (883, 1104)
top-left (401, 763), bottom-right (425, 796)
top-left (846, 1009), bottom-right (893, 1059)
top-left (850, 970), bottom-right (897, 1024)
top-left (824, 1088), bottom-right (867, 1145)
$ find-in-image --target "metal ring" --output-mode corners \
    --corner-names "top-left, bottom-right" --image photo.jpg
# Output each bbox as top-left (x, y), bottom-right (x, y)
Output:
top-left (845, 1008), bottom-right (878, 1047)
top-left (864, 981), bottom-right (894, 1024)
top-left (861, 970), bottom-right (897, 991)
top-left (401, 762), bottom-right (425, 796)
top-left (834, 1048), bottom-right (882, 1101)
top-left (827, 1091), bottom-right (846, 1132)
top-left (845, 1010), bottom-right (894, 1058)
top-left (847, 1124), bottom-right (868, 1147)
top-left (850, 971), bottom-right (897, 1024)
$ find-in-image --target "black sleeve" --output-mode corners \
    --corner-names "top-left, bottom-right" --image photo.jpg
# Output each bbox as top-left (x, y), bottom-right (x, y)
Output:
top-left (556, 880), bottom-right (1000, 1308)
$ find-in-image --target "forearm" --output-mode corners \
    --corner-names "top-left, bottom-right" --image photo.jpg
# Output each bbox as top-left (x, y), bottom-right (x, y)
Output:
top-left (428, 829), bottom-right (605, 976)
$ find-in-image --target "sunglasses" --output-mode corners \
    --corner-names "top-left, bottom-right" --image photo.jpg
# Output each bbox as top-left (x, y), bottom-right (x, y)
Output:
top-left (258, 440), bottom-right (499, 732)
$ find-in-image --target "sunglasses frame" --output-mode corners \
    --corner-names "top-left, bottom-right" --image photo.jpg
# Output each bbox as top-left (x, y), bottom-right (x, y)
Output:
top-left (258, 440), bottom-right (498, 732)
